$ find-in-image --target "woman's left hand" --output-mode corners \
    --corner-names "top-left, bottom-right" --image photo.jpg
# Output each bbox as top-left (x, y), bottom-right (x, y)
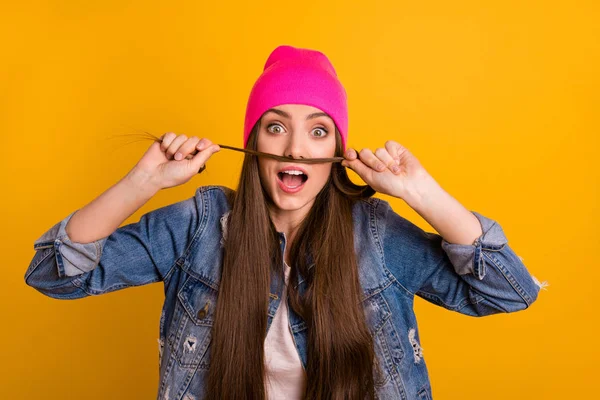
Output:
top-left (341, 140), bottom-right (433, 201)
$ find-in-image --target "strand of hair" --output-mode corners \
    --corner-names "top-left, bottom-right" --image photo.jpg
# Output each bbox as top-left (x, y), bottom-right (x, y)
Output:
top-left (112, 130), bottom-right (345, 164)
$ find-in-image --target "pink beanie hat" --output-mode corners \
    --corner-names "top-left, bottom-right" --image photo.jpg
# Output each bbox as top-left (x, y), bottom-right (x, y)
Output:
top-left (243, 45), bottom-right (348, 150)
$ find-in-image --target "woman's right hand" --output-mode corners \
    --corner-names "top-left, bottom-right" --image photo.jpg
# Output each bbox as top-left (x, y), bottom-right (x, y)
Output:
top-left (132, 132), bottom-right (221, 190)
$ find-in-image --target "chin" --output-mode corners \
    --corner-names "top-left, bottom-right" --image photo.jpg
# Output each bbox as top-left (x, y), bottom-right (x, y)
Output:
top-left (270, 191), bottom-right (315, 211)
top-left (278, 199), bottom-right (313, 211)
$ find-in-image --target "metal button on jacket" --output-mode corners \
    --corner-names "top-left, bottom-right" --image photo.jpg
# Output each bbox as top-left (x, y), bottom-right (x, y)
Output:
top-left (197, 301), bottom-right (210, 319)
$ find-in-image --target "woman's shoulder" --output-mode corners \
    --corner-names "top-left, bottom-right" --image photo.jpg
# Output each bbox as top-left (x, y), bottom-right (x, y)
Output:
top-left (195, 184), bottom-right (235, 196)
top-left (351, 196), bottom-right (420, 239)
top-left (351, 195), bottom-right (386, 220)
top-left (194, 185), bottom-right (236, 208)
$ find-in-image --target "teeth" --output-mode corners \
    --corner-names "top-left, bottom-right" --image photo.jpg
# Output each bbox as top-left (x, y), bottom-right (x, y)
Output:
top-left (281, 170), bottom-right (305, 175)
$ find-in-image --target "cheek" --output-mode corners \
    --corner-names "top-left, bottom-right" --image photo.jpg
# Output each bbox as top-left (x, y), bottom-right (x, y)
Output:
top-left (256, 132), bottom-right (268, 152)
top-left (257, 159), bottom-right (275, 180)
top-left (257, 161), bottom-right (268, 179)
top-left (311, 165), bottom-right (332, 183)
top-left (320, 141), bottom-right (337, 159)
top-left (257, 131), bottom-right (278, 153)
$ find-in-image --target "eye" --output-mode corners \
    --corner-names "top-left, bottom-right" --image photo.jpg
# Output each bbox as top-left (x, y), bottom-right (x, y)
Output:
top-left (312, 127), bottom-right (328, 138)
top-left (267, 123), bottom-right (285, 134)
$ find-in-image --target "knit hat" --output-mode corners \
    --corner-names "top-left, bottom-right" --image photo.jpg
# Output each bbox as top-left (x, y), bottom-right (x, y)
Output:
top-left (243, 45), bottom-right (348, 150)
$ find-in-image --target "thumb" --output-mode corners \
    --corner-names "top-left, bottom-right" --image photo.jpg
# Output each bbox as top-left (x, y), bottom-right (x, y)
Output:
top-left (190, 145), bottom-right (220, 173)
top-left (342, 158), bottom-right (371, 180)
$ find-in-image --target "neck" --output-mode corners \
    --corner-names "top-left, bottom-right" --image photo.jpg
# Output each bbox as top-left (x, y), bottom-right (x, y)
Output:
top-left (268, 199), bottom-right (315, 267)
top-left (268, 207), bottom-right (308, 242)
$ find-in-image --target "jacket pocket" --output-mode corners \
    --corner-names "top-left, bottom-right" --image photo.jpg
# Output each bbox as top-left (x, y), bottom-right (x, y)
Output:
top-left (169, 273), bottom-right (218, 369)
top-left (362, 292), bottom-right (406, 394)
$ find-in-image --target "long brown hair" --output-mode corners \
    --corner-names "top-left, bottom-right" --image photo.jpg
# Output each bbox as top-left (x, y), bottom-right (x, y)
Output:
top-left (205, 118), bottom-right (381, 399)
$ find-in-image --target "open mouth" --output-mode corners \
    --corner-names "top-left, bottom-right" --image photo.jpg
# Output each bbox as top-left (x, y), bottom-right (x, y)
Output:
top-left (275, 166), bottom-right (309, 194)
top-left (277, 171), bottom-right (308, 188)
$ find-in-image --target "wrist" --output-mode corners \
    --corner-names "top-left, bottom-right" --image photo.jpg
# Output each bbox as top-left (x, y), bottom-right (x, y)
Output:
top-left (125, 166), bottom-right (162, 195)
top-left (402, 173), bottom-right (443, 212)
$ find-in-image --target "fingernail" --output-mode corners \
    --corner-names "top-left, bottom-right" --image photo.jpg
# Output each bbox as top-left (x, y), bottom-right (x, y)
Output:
top-left (174, 152), bottom-right (182, 160)
top-left (392, 165), bottom-right (400, 173)
top-left (376, 163), bottom-right (385, 171)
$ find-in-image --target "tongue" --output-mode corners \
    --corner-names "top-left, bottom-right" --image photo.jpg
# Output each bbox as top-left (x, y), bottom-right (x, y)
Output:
top-left (282, 173), bottom-right (303, 187)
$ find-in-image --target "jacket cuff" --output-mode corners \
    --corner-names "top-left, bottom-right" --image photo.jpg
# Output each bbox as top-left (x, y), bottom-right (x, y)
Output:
top-left (33, 210), bottom-right (106, 278)
top-left (440, 211), bottom-right (507, 280)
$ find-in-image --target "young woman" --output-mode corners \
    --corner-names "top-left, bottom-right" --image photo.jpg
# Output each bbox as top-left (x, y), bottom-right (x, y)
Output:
top-left (25, 45), bottom-right (546, 400)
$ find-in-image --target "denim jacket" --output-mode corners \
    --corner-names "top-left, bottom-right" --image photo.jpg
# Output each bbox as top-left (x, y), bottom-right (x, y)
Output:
top-left (25, 185), bottom-right (546, 400)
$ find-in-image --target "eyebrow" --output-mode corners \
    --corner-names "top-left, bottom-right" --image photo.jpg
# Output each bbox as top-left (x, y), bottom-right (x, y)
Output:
top-left (264, 108), bottom-right (331, 121)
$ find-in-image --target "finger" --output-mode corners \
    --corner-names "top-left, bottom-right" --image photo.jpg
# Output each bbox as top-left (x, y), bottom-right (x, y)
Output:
top-left (191, 144), bottom-right (221, 173)
top-left (160, 132), bottom-right (177, 151)
top-left (175, 136), bottom-right (201, 160)
top-left (195, 138), bottom-right (214, 151)
top-left (344, 148), bottom-right (358, 161)
top-left (374, 147), bottom-right (400, 174)
top-left (385, 140), bottom-right (406, 163)
top-left (357, 148), bottom-right (387, 172)
top-left (166, 134), bottom-right (188, 160)
top-left (342, 157), bottom-right (373, 181)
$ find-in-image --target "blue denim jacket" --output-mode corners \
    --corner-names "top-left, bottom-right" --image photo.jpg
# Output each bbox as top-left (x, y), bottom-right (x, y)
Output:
top-left (25, 185), bottom-right (546, 400)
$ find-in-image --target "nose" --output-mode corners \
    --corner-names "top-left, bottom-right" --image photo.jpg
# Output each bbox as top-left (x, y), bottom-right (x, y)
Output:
top-left (284, 131), bottom-right (305, 160)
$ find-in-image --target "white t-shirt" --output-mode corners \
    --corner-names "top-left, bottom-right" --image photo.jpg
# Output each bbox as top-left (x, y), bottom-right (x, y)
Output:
top-left (264, 261), bottom-right (307, 399)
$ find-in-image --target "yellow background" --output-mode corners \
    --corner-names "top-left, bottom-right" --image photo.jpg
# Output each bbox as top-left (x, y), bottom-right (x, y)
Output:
top-left (3, 1), bottom-right (597, 398)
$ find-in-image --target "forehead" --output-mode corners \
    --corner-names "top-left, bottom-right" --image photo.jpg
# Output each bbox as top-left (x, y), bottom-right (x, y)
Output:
top-left (262, 104), bottom-right (332, 120)
top-left (272, 104), bottom-right (323, 114)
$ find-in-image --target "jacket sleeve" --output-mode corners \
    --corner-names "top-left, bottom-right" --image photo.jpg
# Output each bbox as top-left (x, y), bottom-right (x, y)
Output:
top-left (378, 199), bottom-right (548, 317)
top-left (24, 189), bottom-right (203, 300)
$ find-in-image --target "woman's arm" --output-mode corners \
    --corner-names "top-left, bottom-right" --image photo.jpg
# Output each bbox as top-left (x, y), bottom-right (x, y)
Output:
top-left (65, 167), bottom-right (160, 244)
top-left (403, 174), bottom-right (483, 246)
top-left (25, 133), bottom-right (221, 299)
top-left (378, 199), bottom-right (547, 316)
top-left (343, 140), bottom-right (547, 315)
top-left (24, 184), bottom-right (204, 299)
